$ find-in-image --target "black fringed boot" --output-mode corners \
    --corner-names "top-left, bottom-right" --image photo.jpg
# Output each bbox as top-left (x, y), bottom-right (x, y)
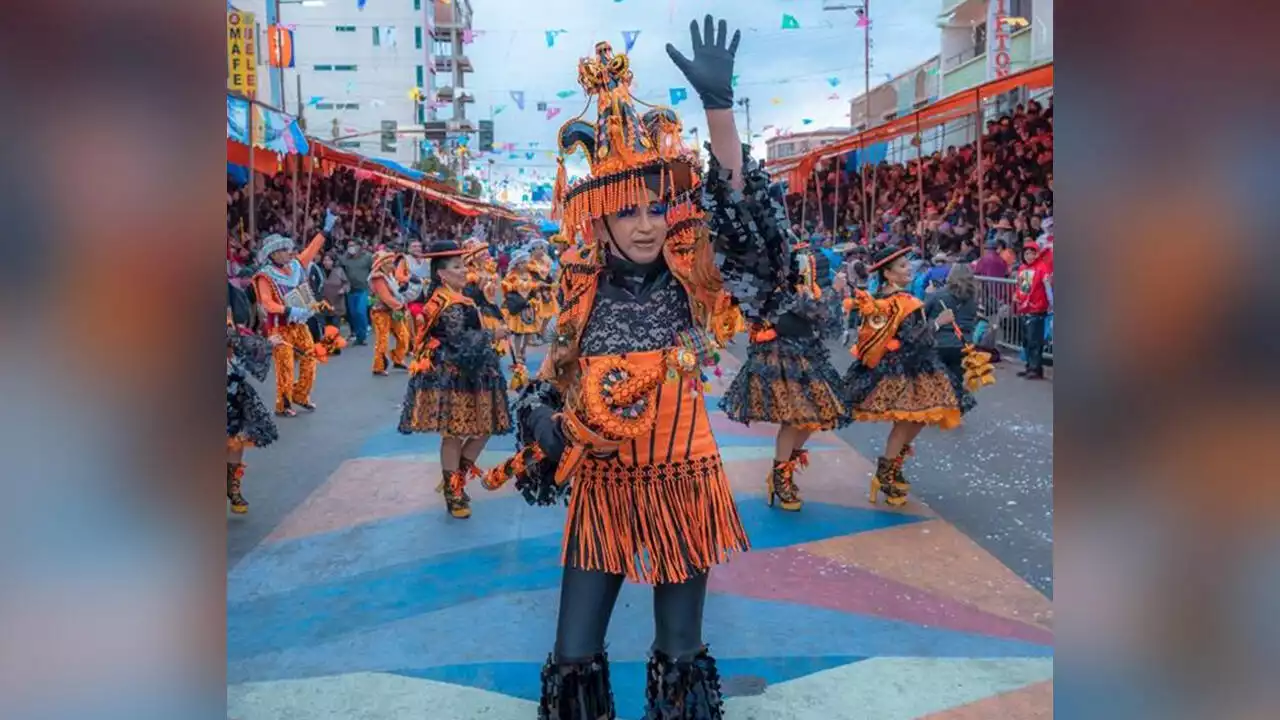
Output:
top-left (538, 653), bottom-right (616, 720)
top-left (642, 647), bottom-right (725, 720)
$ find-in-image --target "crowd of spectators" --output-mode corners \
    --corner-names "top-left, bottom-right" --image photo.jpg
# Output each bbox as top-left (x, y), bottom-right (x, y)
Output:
top-left (787, 97), bottom-right (1053, 279)
top-left (227, 165), bottom-right (529, 341)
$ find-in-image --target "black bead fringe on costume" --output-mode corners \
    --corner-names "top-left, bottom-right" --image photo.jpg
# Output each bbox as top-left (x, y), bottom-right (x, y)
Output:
top-left (642, 648), bottom-right (725, 720)
top-left (538, 653), bottom-right (616, 720)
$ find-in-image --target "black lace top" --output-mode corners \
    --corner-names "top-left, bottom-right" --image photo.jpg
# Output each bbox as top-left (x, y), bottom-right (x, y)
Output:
top-left (579, 251), bottom-right (695, 356)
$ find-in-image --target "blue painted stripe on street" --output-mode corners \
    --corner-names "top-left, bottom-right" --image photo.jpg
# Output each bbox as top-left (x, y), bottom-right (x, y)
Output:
top-left (229, 496), bottom-right (569, 602)
top-left (229, 502), bottom-right (925, 663)
top-left (393, 655), bottom-right (872, 710)
top-left (229, 585), bottom-right (1050, 684)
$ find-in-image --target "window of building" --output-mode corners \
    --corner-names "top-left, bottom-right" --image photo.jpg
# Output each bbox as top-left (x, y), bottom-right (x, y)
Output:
top-left (336, 140), bottom-right (362, 149)
top-left (415, 26), bottom-right (423, 49)
top-left (333, 64), bottom-right (358, 71)
top-left (416, 65), bottom-right (424, 88)
top-left (414, 0), bottom-right (421, 9)
top-left (314, 64), bottom-right (334, 71)
top-left (372, 26), bottom-right (380, 46)
top-left (335, 25), bottom-right (356, 32)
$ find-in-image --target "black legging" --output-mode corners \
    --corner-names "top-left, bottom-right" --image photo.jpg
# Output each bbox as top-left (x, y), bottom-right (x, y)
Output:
top-left (553, 567), bottom-right (708, 662)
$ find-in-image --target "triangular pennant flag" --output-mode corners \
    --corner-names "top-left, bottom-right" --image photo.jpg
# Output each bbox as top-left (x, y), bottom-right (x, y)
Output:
top-left (802, 118), bottom-right (813, 125)
top-left (556, 89), bottom-right (576, 99)
top-left (546, 107), bottom-right (562, 119)
top-left (781, 14), bottom-right (800, 29)
top-left (545, 29), bottom-right (567, 47)
top-left (307, 96), bottom-right (324, 106)
top-left (827, 77), bottom-right (841, 87)
top-left (731, 74), bottom-right (739, 87)
top-left (855, 13), bottom-right (869, 28)
top-left (669, 87), bottom-right (689, 105)
top-left (494, 105), bottom-right (506, 114)
top-left (508, 153), bottom-right (519, 159)
top-left (762, 124), bottom-right (774, 131)
top-left (828, 93), bottom-right (840, 100)
top-left (530, 141), bottom-right (540, 147)
top-left (622, 30), bottom-right (640, 53)
top-left (357, 0), bottom-right (367, 9)
top-left (770, 97), bottom-right (782, 105)
top-left (462, 28), bottom-right (474, 44)
top-left (510, 91), bottom-right (525, 110)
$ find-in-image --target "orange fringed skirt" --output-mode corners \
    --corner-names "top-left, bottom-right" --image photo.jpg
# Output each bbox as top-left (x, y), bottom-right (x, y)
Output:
top-left (561, 354), bottom-right (750, 586)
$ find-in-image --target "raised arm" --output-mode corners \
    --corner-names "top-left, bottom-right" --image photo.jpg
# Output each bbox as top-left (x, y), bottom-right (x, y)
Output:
top-left (296, 232), bottom-right (327, 268)
top-left (666, 15), bottom-right (743, 190)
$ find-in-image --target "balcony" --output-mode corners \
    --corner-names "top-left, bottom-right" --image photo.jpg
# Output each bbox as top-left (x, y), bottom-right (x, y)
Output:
top-left (430, 24), bottom-right (464, 41)
top-left (432, 54), bottom-right (473, 73)
top-left (435, 86), bottom-right (475, 103)
top-left (941, 26), bottom-right (1033, 95)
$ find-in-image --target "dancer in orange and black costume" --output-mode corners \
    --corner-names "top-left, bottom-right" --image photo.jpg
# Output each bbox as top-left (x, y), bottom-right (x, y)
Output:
top-left (501, 250), bottom-right (542, 389)
top-left (719, 238), bottom-right (848, 512)
top-left (842, 245), bottom-right (977, 507)
top-left (398, 240), bottom-right (513, 519)
top-left (480, 17), bottom-right (803, 718)
top-left (462, 238), bottom-right (506, 341)
top-left (226, 303), bottom-right (280, 515)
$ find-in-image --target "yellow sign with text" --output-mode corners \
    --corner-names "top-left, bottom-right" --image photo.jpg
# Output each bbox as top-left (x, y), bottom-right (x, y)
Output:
top-left (227, 10), bottom-right (258, 98)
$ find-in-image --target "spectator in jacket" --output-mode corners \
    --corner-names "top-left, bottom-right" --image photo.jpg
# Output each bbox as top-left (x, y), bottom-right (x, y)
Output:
top-left (925, 264), bottom-right (984, 388)
top-left (1013, 239), bottom-right (1053, 379)
top-left (974, 238), bottom-right (1011, 278)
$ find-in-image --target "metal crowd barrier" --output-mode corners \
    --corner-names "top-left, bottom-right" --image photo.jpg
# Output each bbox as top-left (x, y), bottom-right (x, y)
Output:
top-left (974, 275), bottom-right (1054, 360)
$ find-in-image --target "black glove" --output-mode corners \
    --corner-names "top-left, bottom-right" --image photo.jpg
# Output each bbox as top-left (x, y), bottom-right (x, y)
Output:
top-left (665, 15), bottom-right (740, 111)
top-left (527, 405), bottom-right (566, 463)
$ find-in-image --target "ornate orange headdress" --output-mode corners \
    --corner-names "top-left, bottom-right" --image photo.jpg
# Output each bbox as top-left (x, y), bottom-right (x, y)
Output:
top-left (553, 41), bottom-right (699, 247)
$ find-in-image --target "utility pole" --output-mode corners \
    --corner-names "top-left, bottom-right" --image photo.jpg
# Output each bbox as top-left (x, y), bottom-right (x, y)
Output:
top-left (861, 2), bottom-right (872, 239)
top-left (293, 72), bottom-right (304, 235)
top-left (736, 97), bottom-right (751, 143)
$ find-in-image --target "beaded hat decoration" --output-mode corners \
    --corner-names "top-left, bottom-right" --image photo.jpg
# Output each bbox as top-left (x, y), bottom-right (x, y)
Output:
top-left (257, 233), bottom-right (295, 266)
top-left (553, 41), bottom-right (698, 240)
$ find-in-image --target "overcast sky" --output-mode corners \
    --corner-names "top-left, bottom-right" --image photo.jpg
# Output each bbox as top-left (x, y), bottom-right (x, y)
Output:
top-left (464, 0), bottom-right (939, 200)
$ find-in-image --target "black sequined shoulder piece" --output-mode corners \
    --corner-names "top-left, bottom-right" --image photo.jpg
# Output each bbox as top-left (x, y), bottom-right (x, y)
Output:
top-left (701, 143), bottom-right (795, 324)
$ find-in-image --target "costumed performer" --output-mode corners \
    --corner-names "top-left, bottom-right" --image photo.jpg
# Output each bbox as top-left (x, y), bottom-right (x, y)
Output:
top-left (719, 236), bottom-right (849, 512)
top-left (226, 305), bottom-right (281, 515)
top-left (398, 239), bottom-right (513, 519)
top-left (252, 231), bottom-right (328, 417)
top-left (481, 18), bottom-right (800, 717)
top-left (501, 249), bottom-right (542, 388)
top-left (528, 238), bottom-right (559, 339)
top-left (368, 250), bottom-right (418, 376)
top-left (404, 238), bottom-right (433, 341)
top-left (843, 246), bottom-right (979, 507)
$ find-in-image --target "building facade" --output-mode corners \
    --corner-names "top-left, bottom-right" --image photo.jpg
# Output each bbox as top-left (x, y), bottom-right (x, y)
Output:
top-left (847, 55), bottom-right (942, 132)
top-left (766, 128), bottom-right (849, 164)
top-left (231, 0), bottom-right (458, 165)
top-left (425, 0), bottom-right (476, 157)
top-left (937, 0), bottom-right (1052, 97)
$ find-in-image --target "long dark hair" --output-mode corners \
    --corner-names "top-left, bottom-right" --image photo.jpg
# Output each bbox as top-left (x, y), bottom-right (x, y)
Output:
top-left (945, 263), bottom-right (978, 301)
